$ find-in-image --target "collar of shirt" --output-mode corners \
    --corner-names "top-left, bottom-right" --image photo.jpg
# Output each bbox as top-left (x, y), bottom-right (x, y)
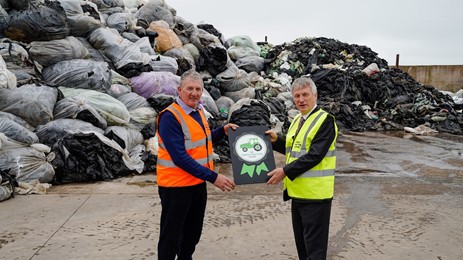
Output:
top-left (176, 96), bottom-right (204, 115)
top-left (301, 104), bottom-right (317, 120)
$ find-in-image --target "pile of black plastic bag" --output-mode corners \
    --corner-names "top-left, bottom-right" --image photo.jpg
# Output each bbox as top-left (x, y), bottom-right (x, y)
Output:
top-left (0, 0), bottom-right (461, 191)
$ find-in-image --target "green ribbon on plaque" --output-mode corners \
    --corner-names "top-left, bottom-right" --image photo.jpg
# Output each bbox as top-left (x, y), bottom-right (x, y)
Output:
top-left (240, 162), bottom-right (269, 178)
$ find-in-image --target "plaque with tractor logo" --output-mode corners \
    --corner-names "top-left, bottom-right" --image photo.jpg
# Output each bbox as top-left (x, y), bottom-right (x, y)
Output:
top-left (227, 126), bottom-right (276, 184)
top-left (240, 137), bottom-right (262, 152)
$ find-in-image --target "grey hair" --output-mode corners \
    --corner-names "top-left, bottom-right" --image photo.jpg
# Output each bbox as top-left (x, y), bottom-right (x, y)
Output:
top-left (180, 69), bottom-right (203, 88)
top-left (291, 76), bottom-right (317, 94)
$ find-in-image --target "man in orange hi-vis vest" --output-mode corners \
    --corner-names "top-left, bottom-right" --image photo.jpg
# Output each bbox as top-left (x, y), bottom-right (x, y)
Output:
top-left (156, 69), bottom-right (237, 260)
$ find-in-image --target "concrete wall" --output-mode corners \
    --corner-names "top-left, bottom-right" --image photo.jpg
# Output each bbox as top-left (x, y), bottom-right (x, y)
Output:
top-left (395, 65), bottom-right (463, 92)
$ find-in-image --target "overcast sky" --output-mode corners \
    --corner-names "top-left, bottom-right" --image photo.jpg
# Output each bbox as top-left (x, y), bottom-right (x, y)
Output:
top-left (164, 0), bottom-right (463, 66)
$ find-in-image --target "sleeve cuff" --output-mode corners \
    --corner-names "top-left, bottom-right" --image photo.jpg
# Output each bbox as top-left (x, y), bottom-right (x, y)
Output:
top-left (207, 171), bottom-right (219, 183)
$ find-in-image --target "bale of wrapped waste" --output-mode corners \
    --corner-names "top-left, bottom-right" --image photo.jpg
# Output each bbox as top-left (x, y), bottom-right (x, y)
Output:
top-left (0, 84), bottom-right (58, 127)
top-left (51, 132), bottom-right (142, 184)
top-left (29, 36), bottom-right (90, 67)
top-left (5, 2), bottom-right (70, 43)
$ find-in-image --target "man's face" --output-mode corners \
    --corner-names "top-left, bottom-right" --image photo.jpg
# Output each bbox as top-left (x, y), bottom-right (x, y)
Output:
top-left (292, 86), bottom-right (317, 115)
top-left (178, 78), bottom-right (203, 109)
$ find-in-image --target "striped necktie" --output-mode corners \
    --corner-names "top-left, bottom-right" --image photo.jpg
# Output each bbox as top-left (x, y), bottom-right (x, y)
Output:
top-left (296, 116), bottom-right (305, 135)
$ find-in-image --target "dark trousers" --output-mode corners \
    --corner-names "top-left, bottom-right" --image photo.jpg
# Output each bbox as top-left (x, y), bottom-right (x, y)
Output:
top-left (291, 199), bottom-right (332, 260)
top-left (158, 182), bottom-right (207, 260)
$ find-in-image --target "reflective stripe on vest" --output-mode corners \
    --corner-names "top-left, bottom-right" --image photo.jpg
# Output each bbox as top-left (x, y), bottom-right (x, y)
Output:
top-left (156, 103), bottom-right (213, 187)
top-left (156, 157), bottom-right (210, 168)
top-left (284, 109), bottom-right (338, 200)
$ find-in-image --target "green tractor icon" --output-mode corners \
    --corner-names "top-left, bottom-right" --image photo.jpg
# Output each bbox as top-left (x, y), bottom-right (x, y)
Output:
top-left (240, 137), bottom-right (262, 152)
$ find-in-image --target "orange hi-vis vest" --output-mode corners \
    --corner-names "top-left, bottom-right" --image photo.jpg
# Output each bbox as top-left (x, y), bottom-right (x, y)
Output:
top-left (156, 103), bottom-right (213, 187)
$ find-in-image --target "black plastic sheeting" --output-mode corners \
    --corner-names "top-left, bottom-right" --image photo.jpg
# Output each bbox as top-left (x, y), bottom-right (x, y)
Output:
top-left (146, 95), bottom-right (175, 113)
top-left (5, 2), bottom-right (70, 43)
top-left (309, 67), bottom-right (461, 134)
top-left (141, 151), bottom-right (157, 173)
top-left (140, 122), bottom-right (156, 140)
top-left (228, 99), bottom-right (272, 128)
top-left (264, 37), bottom-right (389, 77)
top-left (51, 132), bottom-right (133, 184)
top-left (262, 97), bottom-right (289, 125)
top-left (197, 45), bottom-right (228, 77)
top-left (260, 37), bottom-right (462, 135)
top-left (0, 168), bottom-right (17, 202)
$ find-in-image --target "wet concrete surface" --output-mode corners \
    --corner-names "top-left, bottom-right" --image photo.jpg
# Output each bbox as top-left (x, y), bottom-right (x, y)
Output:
top-left (0, 131), bottom-right (462, 259)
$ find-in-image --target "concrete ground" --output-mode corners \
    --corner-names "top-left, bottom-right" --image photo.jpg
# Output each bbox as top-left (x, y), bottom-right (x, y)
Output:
top-left (0, 131), bottom-right (462, 260)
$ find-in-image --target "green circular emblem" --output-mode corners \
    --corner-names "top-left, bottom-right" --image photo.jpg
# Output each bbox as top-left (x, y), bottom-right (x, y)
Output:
top-left (235, 134), bottom-right (267, 162)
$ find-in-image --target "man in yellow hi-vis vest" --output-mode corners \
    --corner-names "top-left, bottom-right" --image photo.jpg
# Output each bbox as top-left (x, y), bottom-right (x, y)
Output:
top-left (266, 76), bottom-right (338, 260)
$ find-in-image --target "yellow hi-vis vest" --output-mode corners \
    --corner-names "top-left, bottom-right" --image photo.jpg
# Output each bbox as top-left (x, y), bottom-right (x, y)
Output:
top-left (156, 103), bottom-right (213, 187)
top-left (284, 109), bottom-right (338, 200)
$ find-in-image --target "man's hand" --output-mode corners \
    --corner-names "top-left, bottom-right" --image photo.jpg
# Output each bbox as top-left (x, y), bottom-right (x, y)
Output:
top-left (213, 174), bottom-right (236, 191)
top-left (224, 123), bottom-right (239, 135)
top-left (265, 130), bottom-right (278, 143)
top-left (266, 167), bottom-right (286, 185)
